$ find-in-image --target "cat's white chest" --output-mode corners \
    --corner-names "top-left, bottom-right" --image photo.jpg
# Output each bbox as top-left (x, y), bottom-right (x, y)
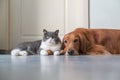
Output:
top-left (40, 41), bottom-right (61, 51)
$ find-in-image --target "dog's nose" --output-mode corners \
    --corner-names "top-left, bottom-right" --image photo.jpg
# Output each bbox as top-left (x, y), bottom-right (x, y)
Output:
top-left (68, 49), bottom-right (74, 55)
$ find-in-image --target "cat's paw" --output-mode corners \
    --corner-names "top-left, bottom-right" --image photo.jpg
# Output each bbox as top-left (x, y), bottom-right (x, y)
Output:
top-left (19, 51), bottom-right (28, 56)
top-left (54, 51), bottom-right (60, 56)
top-left (11, 49), bottom-right (21, 56)
top-left (40, 50), bottom-right (48, 56)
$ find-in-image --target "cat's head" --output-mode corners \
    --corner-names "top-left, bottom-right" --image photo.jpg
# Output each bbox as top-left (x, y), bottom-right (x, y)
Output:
top-left (42, 29), bottom-right (61, 44)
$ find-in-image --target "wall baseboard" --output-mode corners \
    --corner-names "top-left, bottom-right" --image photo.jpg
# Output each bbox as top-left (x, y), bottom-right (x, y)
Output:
top-left (0, 49), bottom-right (10, 54)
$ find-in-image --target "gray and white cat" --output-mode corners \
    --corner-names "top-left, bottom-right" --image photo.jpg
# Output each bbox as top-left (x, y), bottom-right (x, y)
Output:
top-left (11, 29), bottom-right (61, 56)
top-left (11, 40), bottom-right (41, 56)
top-left (38, 29), bottom-right (61, 56)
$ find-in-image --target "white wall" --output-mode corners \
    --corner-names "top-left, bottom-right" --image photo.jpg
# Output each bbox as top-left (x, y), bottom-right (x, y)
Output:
top-left (0, 0), bottom-right (9, 50)
top-left (10, 0), bottom-right (89, 48)
top-left (0, 0), bottom-right (89, 49)
top-left (66, 0), bottom-right (89, 32)
top-left (90, 0), bottom-right (120, 29)
top-left (66, 0), bottom-right (88, 32)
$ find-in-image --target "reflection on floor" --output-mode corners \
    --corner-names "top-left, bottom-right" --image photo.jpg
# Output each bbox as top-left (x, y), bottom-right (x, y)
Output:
top-left (0, 55), bottom-right (120, 80)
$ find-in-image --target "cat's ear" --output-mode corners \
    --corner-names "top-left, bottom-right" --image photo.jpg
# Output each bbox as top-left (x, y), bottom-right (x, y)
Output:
top-left (43, 29), bottom-right (47, 34)
top-left (54, 30), bottom-right (59, 35)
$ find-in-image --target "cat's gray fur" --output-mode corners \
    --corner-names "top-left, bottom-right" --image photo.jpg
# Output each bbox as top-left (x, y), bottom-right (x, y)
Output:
top-left (11, 29), bottom-right (61, 56)
top-left (11, 40), bottom-right (41, 56)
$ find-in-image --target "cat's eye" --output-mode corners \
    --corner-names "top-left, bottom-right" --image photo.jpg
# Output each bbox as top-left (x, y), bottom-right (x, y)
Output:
top-left (52, 36), bottom-right (54, 38)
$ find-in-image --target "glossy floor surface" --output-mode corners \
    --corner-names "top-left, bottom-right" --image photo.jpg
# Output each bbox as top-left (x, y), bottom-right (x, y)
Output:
top-left (0, 55), bottom-right (120, 80)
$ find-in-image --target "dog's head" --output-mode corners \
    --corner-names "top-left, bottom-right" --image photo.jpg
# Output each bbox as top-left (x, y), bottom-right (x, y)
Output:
top-left (61, 28), bottom-right (92, 55)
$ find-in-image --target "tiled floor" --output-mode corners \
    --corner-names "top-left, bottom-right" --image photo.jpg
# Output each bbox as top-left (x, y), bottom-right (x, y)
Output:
top-left (0, 55), bottom-right (120, 80)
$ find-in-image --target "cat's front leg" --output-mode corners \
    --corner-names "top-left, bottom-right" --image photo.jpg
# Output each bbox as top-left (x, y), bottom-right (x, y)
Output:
top-left (54, 51), bottom-right (60, 56)
top-left (40, 50), bottom-right (48, 56)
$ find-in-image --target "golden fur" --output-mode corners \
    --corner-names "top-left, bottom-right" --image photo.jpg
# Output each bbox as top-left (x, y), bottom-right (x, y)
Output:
top-left (60, 28), bottom-right (120, 55)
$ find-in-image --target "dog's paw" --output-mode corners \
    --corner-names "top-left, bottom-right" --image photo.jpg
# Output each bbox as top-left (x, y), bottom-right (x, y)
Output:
top-left (19, 51), bottom-right (28, 56)
top-left (11, 49), bottom-right (21, 56)
top-left (40, 50), bottom-right (48, 56)
top-left (54, 51), bottom-right (60, 56)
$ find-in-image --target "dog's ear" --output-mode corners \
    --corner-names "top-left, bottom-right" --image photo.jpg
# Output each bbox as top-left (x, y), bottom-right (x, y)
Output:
top-left (61, 40), bottom-right (65, 50)
top-left (78, 32), bottom-right (91, 54)
top-left (60, 39), bottom-right (66, 55)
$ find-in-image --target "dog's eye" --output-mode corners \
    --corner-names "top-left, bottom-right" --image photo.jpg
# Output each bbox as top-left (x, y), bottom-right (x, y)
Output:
top-left (74, 39), bottom-right (78, 43)
top-left (64, 40), bottom-right (67, 43)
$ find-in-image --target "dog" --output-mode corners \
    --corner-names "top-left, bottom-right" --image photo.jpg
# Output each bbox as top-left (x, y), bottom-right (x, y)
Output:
top-left (60, 28), bottom-right (120, 55)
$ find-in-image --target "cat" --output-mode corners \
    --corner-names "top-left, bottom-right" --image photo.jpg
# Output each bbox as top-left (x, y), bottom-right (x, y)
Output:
top-left (11, 29), bottom-right (61, 56)
top-left (11, 40), bottom-right (41, 56)
top-left (38, 29), bottom-right (61, 56)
